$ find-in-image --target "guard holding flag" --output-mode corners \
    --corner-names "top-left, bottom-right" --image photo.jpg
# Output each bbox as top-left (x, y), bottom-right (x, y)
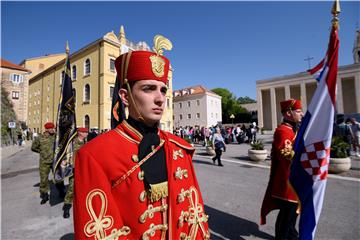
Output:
top-left (62, 127), bottom-right (88, 218)
top-left (260, 99), bottom-right (303, 240)
top-left (73, 35), bottom-right (210, 239)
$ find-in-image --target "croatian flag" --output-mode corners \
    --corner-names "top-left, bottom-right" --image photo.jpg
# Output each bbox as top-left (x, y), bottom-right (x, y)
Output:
top-left (289, 24), bottom-right (339, 240)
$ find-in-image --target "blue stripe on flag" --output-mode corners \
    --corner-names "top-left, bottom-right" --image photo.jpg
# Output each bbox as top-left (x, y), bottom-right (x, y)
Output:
top-left (290, 111), bottom-right (316, 240)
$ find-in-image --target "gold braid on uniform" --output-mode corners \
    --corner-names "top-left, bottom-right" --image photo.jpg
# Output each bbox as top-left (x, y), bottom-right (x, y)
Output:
top-left (148, 181), bottom-right (168, 203)
top-left (280, 139), bottom-right (294, 160)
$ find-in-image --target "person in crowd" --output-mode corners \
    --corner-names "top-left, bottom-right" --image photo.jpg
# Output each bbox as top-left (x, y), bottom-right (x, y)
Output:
top-left (212, 127), bottom-right (226, 167)
top-left (349, 117), bottom-right (360, 157)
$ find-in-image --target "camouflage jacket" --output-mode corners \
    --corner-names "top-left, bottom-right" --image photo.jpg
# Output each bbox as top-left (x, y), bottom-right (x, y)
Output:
top-left (73, 137), bottom-right (85, 159)
top-left (31, 133), bottom-right (56, 164)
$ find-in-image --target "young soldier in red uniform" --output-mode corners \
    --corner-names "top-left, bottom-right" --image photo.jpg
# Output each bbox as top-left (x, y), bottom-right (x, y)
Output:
top-left (260, 99), bottom-right (303, 240)
top-left (73, 35), bottom-right (210, 239)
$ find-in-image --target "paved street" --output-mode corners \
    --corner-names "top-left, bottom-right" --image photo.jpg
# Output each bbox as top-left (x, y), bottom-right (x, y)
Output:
top-left (1, 136), bottom-right (359, 240)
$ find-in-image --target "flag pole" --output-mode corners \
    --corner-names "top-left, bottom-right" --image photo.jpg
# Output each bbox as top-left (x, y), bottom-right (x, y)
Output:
top-left (331, 0), bottom-right (341, 28)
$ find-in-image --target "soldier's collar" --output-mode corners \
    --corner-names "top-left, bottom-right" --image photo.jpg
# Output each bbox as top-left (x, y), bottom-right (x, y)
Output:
top-left (118, 119), bottom-right (160, 143)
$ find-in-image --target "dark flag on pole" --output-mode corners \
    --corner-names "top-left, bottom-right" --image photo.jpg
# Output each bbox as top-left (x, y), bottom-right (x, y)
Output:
top-left (53, 42), bottom-right (77, 183)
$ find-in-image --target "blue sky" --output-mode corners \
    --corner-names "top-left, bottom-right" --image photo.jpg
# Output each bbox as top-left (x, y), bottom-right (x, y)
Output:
top-left (2, 1), bottom-right (359, 99)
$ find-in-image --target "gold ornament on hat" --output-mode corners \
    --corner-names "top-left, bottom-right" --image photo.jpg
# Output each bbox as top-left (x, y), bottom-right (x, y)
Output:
top-left (150, 35), bottom-right (172, 77)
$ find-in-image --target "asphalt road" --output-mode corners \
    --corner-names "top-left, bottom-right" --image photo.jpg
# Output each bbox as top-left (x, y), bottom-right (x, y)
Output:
top-left (1, 139), bottom-right (359, 240)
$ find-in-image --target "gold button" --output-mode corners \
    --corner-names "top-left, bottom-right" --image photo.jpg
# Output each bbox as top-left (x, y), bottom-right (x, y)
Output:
top-left (132, 154), bottom-right (139, 163)
top-left (138, 171), bottom-right (144, 181)
top-left (139, 190), bottom-right (147, 202)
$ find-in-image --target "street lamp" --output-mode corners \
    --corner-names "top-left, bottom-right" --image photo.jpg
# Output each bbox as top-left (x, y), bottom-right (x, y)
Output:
top-left (230, 114), bottom-right (235, 124)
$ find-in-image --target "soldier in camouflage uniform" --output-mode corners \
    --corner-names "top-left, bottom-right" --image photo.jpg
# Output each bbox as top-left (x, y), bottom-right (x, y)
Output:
top-left (62, 127), bottom-right (88, 218)
top-left (31, 122), bottom-right (56, 205)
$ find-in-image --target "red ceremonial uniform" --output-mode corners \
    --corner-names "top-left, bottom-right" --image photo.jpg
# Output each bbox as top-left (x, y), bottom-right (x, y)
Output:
top-left (73, 120), bottom-right (210, 239)
top-left (260, 122), bottom-right (298, 224)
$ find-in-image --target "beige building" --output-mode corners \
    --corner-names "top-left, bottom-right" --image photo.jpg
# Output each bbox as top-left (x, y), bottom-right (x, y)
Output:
top-left (1, 59), bottom-right (31, 124)
top-left (20, 53), bottom-right (66, 80)
top-left (27, 26), bottom-right (174, 133)
top-left (173, 85), bottom-right (222, 128)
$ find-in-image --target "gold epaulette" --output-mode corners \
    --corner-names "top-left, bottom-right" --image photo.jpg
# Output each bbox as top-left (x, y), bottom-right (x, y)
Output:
top-left (169, 138), bottom-right (194, 151)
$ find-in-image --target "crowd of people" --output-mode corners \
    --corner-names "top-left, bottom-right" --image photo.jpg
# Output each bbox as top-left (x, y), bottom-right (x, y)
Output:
top-left (333, 115), bottom-right (360, 157)
top-left (173, 122), bottom-right (259, 146)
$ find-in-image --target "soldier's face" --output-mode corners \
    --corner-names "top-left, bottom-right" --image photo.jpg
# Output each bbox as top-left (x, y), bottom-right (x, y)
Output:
top-left (47, 128), bottom-right (55, 135)
top-left (290, 109), bottom-right (304, 123)
top-left (120, 80), bottom-right (167, 126)
top-left (78, 132), bottom-right (88, 139)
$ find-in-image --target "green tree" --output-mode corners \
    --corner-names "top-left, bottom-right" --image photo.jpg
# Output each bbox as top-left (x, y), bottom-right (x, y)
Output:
top-left (237, 96), bottom-right (256, 104)
top-left (1, 86), bottom-right (17, 145)
top-left (211, 88), bottom-right (251, 123)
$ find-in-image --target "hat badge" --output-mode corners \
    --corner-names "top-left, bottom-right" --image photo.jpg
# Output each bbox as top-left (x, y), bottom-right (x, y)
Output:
top-left (150, 35), bottom-right (172, 78)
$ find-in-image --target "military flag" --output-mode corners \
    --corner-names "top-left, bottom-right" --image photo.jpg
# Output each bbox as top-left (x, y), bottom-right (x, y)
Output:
top-left (53, 42), bottom-right (77, 182)
top-left (289, 1), bottom-right (340, 239)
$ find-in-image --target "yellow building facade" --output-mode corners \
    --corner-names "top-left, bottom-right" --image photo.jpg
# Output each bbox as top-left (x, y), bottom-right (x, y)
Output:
top-left (28, 26), bottom-right (173, 133)
top-left (20, 53), bottom-right (66, 80)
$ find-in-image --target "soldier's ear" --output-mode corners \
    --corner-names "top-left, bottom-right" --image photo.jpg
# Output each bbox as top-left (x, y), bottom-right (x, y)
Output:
top-left (119, 88), bottom-right (129, 107)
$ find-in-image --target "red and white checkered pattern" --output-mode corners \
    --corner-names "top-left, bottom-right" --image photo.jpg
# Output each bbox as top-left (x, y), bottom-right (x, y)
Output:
top-left (300, 141), bottom-right (330, 181)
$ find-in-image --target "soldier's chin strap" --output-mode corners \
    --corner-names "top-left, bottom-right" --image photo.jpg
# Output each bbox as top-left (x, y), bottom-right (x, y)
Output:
top-left (124, 79), bottom-right (145, 122)
top-left (122, 51), bottom-right (145, 122)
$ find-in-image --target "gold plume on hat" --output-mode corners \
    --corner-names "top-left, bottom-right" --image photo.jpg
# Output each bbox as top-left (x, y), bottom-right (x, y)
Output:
top-left (153, 35), bottom-right (172, 56)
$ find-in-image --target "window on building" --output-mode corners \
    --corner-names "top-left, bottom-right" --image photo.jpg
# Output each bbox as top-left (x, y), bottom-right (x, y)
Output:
top-left (84, 58), bottom-right (91, 76)
top-left (197, 100), bottom-right (200, 106)
top-left (12, 91), bottom-right (19, 99)
top-left (188, 114), bottom-right (191, 119)
top-left (60, 71), bottom-right (65, 84)
top-left (110, 58), bottom-right (115, 71)
top-left (85, 115), bottom-right (90, 129)
top-left (72, 65), bottom-right (77, 80)
top-left (187, 101), bottom-right (191, 107)
top-left (211, 113), bottom-right (214, 118)
top-left (84, 84), bottom-right (90, 103)
top-left (196, 113), bottom-right (200, 119)
top-left (216, 113), bottom-right (218, 118)
top-left (110, 86), bottom-right (114, 98)
top-left (10, 74), bottom-right (23, 84)
top-left (167, 99), bottom-right (170, 108)
top-left (179, 103), bottom-right (182, 109)
top-left (72, 88), bottom-right (76, 104)
top-left (180, 114), bottom-right (183, 120)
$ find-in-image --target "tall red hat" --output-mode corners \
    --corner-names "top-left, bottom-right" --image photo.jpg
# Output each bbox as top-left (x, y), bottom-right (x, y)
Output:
top-left (115, 51), bottom-right (170, 86)
top-left (44, 122), bottom-right (55, 129)
top-left (280, 99), bottom-right (302, 112)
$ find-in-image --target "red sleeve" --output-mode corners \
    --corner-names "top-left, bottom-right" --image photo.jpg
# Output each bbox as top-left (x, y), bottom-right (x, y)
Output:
top-left (273, 128), bottom-right (294, 161)
top-left (73, 149), bottom-right (130, 239)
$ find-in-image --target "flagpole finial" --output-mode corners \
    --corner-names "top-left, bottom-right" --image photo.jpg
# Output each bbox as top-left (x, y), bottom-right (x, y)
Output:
top-left (331, 0), bottom-right (341, 28)
top-left (66, 41), bottom-right (70, 55)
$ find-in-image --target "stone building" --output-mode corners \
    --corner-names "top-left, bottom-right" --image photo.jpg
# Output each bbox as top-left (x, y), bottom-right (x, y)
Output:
top-left (256, 30), bottom-right (360, 132)
top-left (1, 58), bottom-right (31, 124)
